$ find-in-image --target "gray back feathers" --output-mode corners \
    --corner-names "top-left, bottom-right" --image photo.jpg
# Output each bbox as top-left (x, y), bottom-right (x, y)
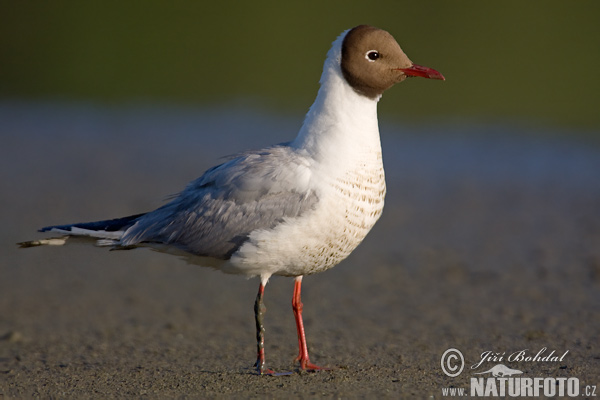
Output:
top-left (120, 145), bottom-right (318, 259)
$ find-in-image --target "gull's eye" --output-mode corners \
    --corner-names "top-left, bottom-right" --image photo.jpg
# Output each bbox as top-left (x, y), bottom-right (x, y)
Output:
top-left (365, 50), bottom-right (380, 62)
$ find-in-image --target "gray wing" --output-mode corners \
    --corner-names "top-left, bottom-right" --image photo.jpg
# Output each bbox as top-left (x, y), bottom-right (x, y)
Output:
top-left (120, 145), bottom-right (318, 259)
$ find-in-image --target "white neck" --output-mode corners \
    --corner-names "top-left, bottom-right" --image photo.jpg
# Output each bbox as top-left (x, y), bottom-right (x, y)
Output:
top-left (291, 31), bottom-right (382, 167)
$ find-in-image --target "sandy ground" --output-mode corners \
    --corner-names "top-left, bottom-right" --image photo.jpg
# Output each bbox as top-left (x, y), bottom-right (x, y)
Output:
top-left (1, 103), bottom-right (599, 398)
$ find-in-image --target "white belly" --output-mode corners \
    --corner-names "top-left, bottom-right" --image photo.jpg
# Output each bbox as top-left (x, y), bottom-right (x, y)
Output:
top-left (226, 155), bottom-right (386, 278)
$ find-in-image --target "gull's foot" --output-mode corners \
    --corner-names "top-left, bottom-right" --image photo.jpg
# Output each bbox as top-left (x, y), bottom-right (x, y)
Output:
top-left (297, 357), bottom-right (331, 372)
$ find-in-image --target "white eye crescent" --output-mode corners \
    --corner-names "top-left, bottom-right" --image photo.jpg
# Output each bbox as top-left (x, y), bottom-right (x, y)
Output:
top-left (365, 50), bottom-right (380, 62)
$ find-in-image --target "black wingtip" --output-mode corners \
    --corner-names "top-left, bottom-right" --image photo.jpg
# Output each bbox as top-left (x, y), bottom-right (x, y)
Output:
top-left (37, 213), bottom-right (147, 234)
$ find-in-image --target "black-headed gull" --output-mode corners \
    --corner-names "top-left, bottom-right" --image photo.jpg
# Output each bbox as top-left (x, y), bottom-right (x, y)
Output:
top-left (19, 25), bottom-right (444, 375)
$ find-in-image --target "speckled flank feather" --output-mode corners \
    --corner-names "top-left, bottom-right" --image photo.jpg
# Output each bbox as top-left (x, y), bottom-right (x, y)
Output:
top-left (228, 158), bottom-right (385, 278)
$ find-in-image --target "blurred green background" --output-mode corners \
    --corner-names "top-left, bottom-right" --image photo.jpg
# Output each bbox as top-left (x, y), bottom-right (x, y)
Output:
top-left (1, 0), bottom-right (599, 130)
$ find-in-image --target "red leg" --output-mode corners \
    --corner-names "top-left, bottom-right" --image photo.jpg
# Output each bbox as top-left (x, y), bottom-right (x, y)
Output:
top-left (292, 276), bottom-right (328, 370)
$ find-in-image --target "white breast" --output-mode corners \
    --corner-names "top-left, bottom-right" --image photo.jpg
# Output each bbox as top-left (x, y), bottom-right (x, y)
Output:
top-left (227, 151), bottom-right (385, 278)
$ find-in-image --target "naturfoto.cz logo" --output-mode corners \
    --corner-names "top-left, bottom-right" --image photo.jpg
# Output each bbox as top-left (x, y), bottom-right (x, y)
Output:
top-left (440, 347), bottom-right (597, 398)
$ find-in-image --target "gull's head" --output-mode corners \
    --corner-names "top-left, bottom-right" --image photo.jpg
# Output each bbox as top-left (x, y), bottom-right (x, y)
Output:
top-left (340, 25), bottom-right (444, 99)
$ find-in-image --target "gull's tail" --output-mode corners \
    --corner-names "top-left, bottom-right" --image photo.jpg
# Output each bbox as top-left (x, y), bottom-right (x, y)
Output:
top-left (17, 213), bottom-right (146, 248)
